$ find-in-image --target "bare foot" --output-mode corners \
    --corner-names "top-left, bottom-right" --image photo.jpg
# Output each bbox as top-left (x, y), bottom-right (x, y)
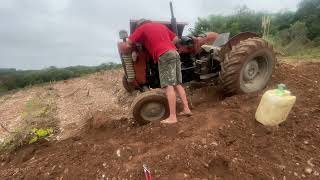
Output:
top-left (178, 110), bottom-right (193, 117)
top-left (161, 118), bottom-right (177, 124)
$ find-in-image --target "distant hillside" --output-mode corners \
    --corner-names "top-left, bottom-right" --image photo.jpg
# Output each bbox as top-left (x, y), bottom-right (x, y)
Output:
top-left (0, 68), bottom-right (16, 74)
top-left (0, 63), bottom-right (121, 93)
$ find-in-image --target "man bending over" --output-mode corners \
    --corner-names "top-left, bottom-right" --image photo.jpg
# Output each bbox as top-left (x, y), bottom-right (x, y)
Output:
top-left (128, 19), bottom-right (192, 124)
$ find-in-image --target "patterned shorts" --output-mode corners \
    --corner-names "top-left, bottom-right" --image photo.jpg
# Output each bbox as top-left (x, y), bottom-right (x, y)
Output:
top-left (158, 50), bottom-right (182, 88)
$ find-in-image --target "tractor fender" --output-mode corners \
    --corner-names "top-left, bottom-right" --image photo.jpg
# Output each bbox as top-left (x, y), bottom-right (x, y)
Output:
top-left (221, 32), bottom-right (259, 54)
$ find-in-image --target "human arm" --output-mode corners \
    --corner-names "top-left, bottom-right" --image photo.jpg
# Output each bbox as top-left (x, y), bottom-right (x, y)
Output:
top-left (167, 28), bottom-right (180, 46)
top-left (127, 26), bottom-right (144, 61)
top-left (128, 26), bottom-right (144, 47)
top-left (127, 38), bottom-right (134, 48)
top-left (127, 28), bottom-right (144, 62)
top-left (172, 36), bottom-right (180, 45)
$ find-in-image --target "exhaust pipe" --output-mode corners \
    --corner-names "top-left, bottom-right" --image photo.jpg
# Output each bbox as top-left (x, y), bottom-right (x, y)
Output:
top-left (170, 1), bottom-right (179, 37)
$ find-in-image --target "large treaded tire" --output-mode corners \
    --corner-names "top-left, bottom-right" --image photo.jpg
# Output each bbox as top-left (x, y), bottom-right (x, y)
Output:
top-left (131, 90), bottom-right (169, 125)
top-left (220, 37), bottom-right (276, 95)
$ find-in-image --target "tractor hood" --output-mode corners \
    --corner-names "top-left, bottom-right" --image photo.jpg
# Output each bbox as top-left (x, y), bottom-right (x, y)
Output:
top-left (130, 20), bottom-right (188, 37)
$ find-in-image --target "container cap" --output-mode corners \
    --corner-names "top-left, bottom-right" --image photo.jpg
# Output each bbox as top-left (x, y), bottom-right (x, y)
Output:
top-left (276, 84), bottom-right (287, 96)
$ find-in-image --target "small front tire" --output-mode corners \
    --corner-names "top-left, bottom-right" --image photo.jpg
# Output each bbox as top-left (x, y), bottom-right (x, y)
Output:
top-left (131, 90), bottom-right (169, 125)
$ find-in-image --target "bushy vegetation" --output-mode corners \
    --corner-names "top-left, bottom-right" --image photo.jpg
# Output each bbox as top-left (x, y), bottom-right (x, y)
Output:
top-left (192, 0), bottom-right (320, 56)
top-left (0, 62), bottom-right (121, 94)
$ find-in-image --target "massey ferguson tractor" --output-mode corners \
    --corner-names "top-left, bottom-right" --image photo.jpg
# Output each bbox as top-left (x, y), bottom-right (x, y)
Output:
top-left (117, 2), bottom-right (276, 125)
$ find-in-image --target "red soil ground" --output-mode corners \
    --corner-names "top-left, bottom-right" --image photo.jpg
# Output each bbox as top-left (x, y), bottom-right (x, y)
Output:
top-left (0, 61), bottom-right (319, 180)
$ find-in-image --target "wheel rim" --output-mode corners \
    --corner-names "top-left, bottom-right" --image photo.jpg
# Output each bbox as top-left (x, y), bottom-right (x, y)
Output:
top-left (140, 101), bottom-right (166, 121)
top-left (244, 60), bottom-right (259, 80)
top-left (240, 54), bottom-right (271, 92)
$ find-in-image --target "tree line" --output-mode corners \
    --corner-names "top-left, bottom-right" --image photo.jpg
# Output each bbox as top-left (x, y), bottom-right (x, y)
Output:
top-left (192, 0), bottom-right (320, 56)
top-left (0, 62), bottom-right (121, 93)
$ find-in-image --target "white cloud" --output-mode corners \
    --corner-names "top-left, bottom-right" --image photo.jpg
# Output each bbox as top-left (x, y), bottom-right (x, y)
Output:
top-left (0, 0), bottom-right (300, 69)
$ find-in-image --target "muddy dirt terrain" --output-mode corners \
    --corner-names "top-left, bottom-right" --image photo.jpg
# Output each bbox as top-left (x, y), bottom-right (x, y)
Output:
top-left (0, 60), bottom-right (319, 179)
top-left (0, 70), bottom-right (134, 141)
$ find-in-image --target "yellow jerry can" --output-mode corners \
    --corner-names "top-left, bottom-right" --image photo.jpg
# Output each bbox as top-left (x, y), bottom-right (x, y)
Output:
top-left (255, 84), bottom-right (296, 126)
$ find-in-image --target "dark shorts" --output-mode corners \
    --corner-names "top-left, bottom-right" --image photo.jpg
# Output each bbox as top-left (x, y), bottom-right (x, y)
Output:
top-left (158, 50), bottom-right (182, 88)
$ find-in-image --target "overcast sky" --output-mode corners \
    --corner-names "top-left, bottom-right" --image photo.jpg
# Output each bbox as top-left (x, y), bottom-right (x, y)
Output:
top-left (0, 0), bottom-right (301, 70)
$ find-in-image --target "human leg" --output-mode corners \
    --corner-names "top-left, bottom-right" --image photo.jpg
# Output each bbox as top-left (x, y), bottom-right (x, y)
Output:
top-left (161, 85), bottom-right (177, 123)
top-left (158, 51), bottom-right (180, 123)
top-left (174, 52), bottom-right (192, 115)
top-left (175, 84), bottom-right (192, 115)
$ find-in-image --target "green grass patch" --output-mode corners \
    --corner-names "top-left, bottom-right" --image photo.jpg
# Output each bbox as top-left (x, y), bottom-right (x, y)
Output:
top-left (285, 47), bottom-right (320, 59)
top-left (0, 96), bottom-right (58, 152)
top-left (28, 128), bottom-right (54, 144)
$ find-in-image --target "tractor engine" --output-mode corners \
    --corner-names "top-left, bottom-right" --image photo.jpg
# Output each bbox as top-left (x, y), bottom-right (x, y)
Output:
top-left (194, 49), bottom-right (220, 79)
top-left (178, 32), bottom-right (222, 81)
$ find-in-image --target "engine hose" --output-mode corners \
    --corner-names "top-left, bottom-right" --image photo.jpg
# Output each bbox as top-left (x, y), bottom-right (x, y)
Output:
top-left (122, 54), bottom-right (135, 82)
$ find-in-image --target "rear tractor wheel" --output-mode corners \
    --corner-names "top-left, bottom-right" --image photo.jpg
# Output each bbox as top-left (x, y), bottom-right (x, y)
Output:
top-left (131, 90), bottom-right (169, 125)
top-left (220, 37), bottom-right (276, 95)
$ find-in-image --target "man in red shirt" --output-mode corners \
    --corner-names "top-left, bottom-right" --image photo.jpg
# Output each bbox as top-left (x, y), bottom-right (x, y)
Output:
top-left (128, 19), bottom-right (192, 124)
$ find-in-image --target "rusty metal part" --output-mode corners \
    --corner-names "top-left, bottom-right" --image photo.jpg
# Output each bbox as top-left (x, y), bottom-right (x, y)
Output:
top-left (221, 32), bottom-right (259, 56)
top-left (122, 54), bottom-right (135, 82)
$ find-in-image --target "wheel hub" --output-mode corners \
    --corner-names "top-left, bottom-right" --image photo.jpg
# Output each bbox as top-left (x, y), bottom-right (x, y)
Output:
top-left (244, 60), bottom-right (259, 80)
top-left (140, 102), bottom-right (165, 121)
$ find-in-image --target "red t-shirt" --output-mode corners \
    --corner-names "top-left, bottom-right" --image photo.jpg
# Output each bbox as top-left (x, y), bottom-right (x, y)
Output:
top-left (128, 22), bottom-right (177, 62)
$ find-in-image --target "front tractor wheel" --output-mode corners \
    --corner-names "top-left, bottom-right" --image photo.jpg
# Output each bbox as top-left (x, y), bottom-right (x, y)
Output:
top-left (220, 37), bottom-right (276, 95)
top-left (131, 90), bottom-right (169, 125)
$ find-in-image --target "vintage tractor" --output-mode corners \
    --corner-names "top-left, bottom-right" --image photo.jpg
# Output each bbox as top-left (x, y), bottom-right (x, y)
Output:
top-left (117, 2), bottom-right (276, 125)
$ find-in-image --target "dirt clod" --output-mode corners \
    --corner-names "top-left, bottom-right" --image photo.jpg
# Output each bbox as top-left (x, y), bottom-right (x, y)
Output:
top-left (305, 167), bottom-right (313, 174)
